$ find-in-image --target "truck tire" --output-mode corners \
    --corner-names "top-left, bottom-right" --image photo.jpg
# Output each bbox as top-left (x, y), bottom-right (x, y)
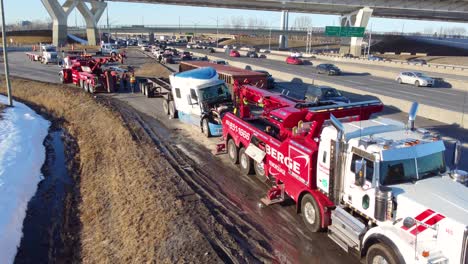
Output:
top-left (79, 80), bottom-right (84, 89)
top-left (162, 99), bottom-right (170, 115)
top-left (254, 160), bottom-right (266, 179)
top-left (300, 194), bottom-right (321, 232)
top-left (168, 101), bottom-right (178, 119)
top-left (89, 84), bottom-right (95, 94)
top-left (239, 147), bottom-right (254, 175)
top-left (59, 73), bottom-right (64, 83)
top-left (366, 243), bottom-right (399, 264)
top-left (227, 139), bottom-right (238, 164)
top-left (202, 118), bottom-right (211, 138)
top-left (85, 82), bottom-right (90, 93)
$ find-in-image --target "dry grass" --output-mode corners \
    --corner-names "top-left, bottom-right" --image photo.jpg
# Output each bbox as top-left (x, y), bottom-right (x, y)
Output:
top-left (6, 78), bottom-right (220, 263)
top-left (378, 54), bottom-right (468, 66)
top-left (9, 36), bottom-right (52, 45)
top-left (135, 63), bottom-right (173, 78)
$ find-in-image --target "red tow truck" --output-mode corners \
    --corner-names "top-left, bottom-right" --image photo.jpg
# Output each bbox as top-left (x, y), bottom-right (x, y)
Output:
top-left (59, 56), bottom-right (119, 93)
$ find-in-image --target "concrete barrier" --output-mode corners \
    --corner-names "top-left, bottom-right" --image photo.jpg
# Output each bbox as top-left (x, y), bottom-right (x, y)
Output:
top-left (189, 50), bottom-right (468, 129)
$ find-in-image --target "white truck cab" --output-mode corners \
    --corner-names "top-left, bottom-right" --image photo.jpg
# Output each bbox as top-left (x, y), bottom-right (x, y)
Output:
top-left (169, 67), bottom-right (232, 137)
top-left (317, 114), bottom-right (468, 264)
top-left (100, 43), bottom-right (119, 55)
top-left (40, 44), bottom-right (58, 64)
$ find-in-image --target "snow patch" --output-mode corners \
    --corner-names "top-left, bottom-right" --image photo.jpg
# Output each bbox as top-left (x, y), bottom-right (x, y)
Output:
top-left (0, 95), bottom-right (50, 264)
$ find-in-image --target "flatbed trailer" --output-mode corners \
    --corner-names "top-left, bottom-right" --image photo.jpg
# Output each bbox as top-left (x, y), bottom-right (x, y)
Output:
top-left (138, 77), bottom-right (172, 98)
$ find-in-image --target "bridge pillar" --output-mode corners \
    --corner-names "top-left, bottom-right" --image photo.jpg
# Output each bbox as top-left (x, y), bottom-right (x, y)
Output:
top-left (76, 0), bottom-right (107, 46)
top-left (279, 10), bottom-right (289, 50)
top-left (149, 32), bottom-right (155, 44)
top-left (339, 7), bottom-right (373, 56)
top-left (41, 0), bottom-right (76, 47)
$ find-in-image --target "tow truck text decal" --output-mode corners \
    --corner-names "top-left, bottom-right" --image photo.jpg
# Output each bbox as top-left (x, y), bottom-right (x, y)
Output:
top-left (226, 119), bottom-right (250, 141)
top-left (265, 144), bottom-right (301, 175)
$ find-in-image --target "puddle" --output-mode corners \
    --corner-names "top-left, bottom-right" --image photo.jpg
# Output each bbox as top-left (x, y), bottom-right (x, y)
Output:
top-left (14, 129), bottom-right (74, 264)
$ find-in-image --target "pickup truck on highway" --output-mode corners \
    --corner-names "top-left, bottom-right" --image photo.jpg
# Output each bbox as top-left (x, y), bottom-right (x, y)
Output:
top-left (25, 44), bottom-right (59, 64)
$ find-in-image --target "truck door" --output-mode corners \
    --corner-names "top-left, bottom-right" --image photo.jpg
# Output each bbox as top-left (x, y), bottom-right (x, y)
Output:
top-left (316, 138), bottom-right (331, 193)
top-left (344, 150), bottom-right (376, 218)
top-left (188, 88), bottom-right (202, 125)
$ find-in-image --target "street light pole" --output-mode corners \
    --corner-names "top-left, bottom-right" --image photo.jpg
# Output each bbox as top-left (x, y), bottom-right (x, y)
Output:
top-left (0, 0), bottom-right (12, 106)
top-left (268, 26), bottom-right (272, 51)
top-left (368, 23), bottom-right (373, 56)
top-left (216, 16), bottom-right (219, 48)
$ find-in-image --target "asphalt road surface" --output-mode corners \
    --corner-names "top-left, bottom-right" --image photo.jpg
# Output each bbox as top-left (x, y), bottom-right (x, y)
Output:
top-left (192, 49), bottom-right (468, 113)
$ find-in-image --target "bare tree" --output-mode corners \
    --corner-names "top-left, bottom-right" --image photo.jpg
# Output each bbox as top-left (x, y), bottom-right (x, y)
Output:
top-left (423, 27), bottom-right (433, 35)
top-left (292, 16), bottom-right (313, 30)
top-left (229, 16), bottom-right (245, 29)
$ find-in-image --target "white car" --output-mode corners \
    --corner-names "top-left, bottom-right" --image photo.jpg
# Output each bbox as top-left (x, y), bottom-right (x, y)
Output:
top-left (396, 71), bottom-right (435, 87)
top-left (290, 51), bottom-right (303, 58)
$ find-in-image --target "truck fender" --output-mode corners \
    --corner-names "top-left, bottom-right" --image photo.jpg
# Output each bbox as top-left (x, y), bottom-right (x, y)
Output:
top-left (200, 113), bottom-right (210, 128)
top-left (362, 226), bottom-right (413, 264)
top-left (296, 189), bottom-right (334, 228)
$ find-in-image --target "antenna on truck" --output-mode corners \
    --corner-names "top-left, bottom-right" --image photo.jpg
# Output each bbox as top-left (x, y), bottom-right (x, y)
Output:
top-left (408, 102), bottom-right (419, 131)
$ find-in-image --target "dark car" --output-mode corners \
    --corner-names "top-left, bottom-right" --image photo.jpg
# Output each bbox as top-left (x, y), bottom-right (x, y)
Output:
top-left (181, 51), bottom-right (192, 61)
top-left (161, 54), bottom-right (174, 64)
top-left (343, 53), bottom-right (354, 58)
top-left (254, 70), bottom-right (275, 89)
top-left (408, 59), bottom-right (427, 65)
top-left (304, 86), bottom-right (350, 104)
top-left (316, 64), bottom-right (341, 75)
top-left (246, 51), bottom-right (259, 58)
top-left (368, 55), bottom-right (385, 61)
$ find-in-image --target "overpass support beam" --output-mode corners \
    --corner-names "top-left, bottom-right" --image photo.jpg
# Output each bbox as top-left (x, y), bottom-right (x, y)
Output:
top-left (279, 10), bottom-right (289, 50)
top-left (41, 0), bottom-right (76, 47)
top-left (339, 7), bottom-right (373, 56)
top-left (76, 0), bottom-right (107, 46)
top-left (149, 32), bottom-right (155, 45)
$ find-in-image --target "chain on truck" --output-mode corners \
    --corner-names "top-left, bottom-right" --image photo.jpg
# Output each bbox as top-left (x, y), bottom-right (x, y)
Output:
top-left (217, 82), bottom-right (468, 264)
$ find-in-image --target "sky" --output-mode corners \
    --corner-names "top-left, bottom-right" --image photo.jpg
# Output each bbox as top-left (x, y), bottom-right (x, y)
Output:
top-left (4, 0), bottom-right (468, 34)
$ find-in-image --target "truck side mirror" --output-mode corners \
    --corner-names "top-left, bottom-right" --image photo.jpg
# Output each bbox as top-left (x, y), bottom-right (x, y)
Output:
top-left (355, 159), bottom-right (366, 187)
top-left (454, 140), bottom-right (462, 170)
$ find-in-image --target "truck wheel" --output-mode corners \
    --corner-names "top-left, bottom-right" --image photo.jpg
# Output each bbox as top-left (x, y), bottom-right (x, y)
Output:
top-left (85, 82), bottom-right (90, 93)
top-left (89, 84), bottom-right (94, 94)
top-left (111, 52), bottom-right (116, 57)
top-left (202, 118), bottom-right (211, 138)
top-left (239, 147), bottom-right (254, 175)
top-left (366, 243), bottom-right (399, 264)
top-left (162, 100), bottom-right (170, 115)
top-left (414, 80), bottom-right (420, 87)
top-left (59, 73), bottom-right (64, 83)
top-left (254, 160), bottom-right (266, 179)
top-left (227, 139), bottom-right (238, 164)
top-left (79, 80), bottom-right (84, 89)
top-left (168, 101), bottom-right (178, 119)
top-left (301, 194), bottom-right (321, 232)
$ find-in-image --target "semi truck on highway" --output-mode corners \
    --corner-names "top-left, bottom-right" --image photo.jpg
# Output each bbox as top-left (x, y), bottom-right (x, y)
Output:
top-left (26, 44), bottom-right (58, 64)
top-left (139, 67), bottom-right (233, 137)
top-left (220, 82), bottom-right (468, 264)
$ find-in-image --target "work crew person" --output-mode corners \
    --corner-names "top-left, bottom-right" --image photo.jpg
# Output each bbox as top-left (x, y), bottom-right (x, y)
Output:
top-left (129, 72), bottom-right (136, 93)
top-left (121, 71), bottom-right (128, 91)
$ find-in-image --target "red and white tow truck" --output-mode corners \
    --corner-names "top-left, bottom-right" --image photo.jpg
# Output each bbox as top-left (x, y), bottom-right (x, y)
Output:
top-left (59, 56), bottom-right (118, 93)
top-left (220, 83), bottom-right (468, 264)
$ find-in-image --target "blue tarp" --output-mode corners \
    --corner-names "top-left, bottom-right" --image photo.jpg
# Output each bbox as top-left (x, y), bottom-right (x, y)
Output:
top-left (67, 33), bottom-right (88, 45)
top-left (176, 67), bottom-right (217, 80)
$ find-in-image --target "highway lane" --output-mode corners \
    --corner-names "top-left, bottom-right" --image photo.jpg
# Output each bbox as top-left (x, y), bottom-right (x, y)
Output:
top-left (192, 49), bottom-right (467, 113)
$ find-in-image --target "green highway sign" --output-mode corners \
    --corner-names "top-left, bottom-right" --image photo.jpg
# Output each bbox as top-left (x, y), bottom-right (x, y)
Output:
top-left (325, 26), bottom-right (365, 37)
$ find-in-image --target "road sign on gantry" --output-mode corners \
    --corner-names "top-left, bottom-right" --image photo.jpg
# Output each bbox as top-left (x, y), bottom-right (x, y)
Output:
top-left (325, 26), bottom-right (365, 37)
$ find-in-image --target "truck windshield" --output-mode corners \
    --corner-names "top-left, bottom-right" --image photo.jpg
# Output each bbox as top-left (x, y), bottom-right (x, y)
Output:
top-left (198, 83), bottom-right (230, 102)
top-left (379, 151), bottom-right (446, 185)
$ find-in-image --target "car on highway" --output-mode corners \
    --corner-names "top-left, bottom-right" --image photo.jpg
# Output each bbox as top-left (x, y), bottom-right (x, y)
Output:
top-left (290, 50), bottom-right (303, 57)
top-left (246, 51), bottom-right (259, 58)
top-left (343, 53), bottom-right (354, 58)
top-left (211, 59), bottom-right (229, 65)
top-left (407, 58), bottom-right (427, 65)
top-left (286, 56), bottom-right (303, 65)
top-left (316, 64), bottom-right (341, 75)
top-left (304, 86), bottom-right (350, 103)
top-left (254, 70), bottom-right (275, 89)
top-left (396, 71), bottom-right (435, 87)
top-left (368, 55), bottom-right (385, 61)
top-left (229, 50), bottom-right (240, 57)
top-left (181, 51), bottom-right (192, 61)
top-left (161, 54), bottom-right (174, 64)
top-left (223, 45), bottom-right (233, 49)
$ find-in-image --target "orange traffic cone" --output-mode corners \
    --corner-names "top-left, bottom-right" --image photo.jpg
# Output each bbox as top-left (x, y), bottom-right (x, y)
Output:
top-left (71, 44), bottom-right (74, 51)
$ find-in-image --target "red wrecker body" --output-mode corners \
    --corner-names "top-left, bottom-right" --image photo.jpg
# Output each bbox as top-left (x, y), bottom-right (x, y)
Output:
top-left (59, 56), bottom-right (118, 93)
top-left (220, 83), bottom-right (383, 228)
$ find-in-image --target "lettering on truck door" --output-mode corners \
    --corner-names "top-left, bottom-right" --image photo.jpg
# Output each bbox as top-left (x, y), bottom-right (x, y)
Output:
top-left (288, 143), bottom-right (311, 185)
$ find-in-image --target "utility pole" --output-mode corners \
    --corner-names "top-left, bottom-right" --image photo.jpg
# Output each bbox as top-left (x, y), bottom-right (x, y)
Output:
top-left (268, 26), bottom-right (272, 51)
top-left (367, 23), bottom-right (372, 56)
top-left (1, 0), bottom-right (12, 106)
top-left (106, 5), bottom-right (110, 43)
top-left (216, 16), bottom-right (219, 48)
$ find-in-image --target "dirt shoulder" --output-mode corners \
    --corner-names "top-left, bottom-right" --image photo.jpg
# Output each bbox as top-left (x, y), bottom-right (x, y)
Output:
top-left (5, 77), bottom-right (224, 263)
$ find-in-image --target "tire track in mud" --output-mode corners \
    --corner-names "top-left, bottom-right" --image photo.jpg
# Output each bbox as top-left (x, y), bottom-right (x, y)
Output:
top-left (109, 98), bottom-right (275, 264)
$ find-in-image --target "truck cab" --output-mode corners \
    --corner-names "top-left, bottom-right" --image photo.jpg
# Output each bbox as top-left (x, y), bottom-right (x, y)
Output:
top-left (317, 117), bottom-right (468, 264)
top-left (40, 44), bottom-right (58, 64)
top-left (100, 43), bottom-right (119, 55)
top-left (169, 67), bottom-right (233, 137)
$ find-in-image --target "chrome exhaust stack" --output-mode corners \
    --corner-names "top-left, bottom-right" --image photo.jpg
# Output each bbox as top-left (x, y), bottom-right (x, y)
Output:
top-left (408, 102), bottom-right (419, 131)
top-left (330, 114), bottom-right (345, 204)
